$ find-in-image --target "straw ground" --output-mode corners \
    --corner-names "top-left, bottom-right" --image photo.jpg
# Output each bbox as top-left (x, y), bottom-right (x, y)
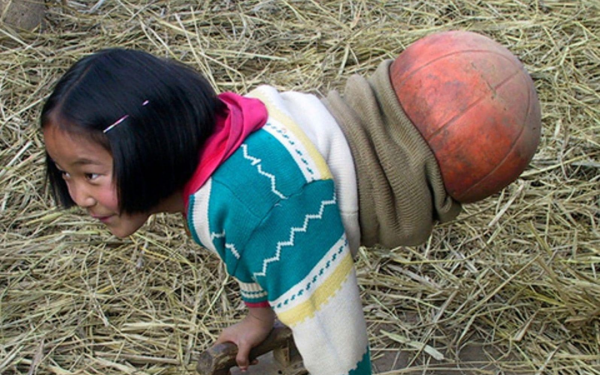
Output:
top-left (1, 1), bottom-right (598, 374)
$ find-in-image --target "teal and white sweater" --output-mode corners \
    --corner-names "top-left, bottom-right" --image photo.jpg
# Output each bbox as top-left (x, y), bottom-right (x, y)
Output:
top-left (186, 86), bottom-right (371, 374)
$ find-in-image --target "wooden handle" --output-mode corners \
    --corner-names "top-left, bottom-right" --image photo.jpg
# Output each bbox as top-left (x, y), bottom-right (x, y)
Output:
top-left (196, 322), bottom-right (294, 375)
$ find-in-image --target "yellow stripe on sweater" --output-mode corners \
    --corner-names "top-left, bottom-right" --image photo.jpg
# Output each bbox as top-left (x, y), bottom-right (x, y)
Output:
top-left (275, 251), bottom-right (353, 327)
top-left (248, 89), bottom-right (332, 180)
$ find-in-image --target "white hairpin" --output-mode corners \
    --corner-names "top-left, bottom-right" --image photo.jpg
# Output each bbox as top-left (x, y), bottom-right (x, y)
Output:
top-left (103, 100), bottom-right (150, 133)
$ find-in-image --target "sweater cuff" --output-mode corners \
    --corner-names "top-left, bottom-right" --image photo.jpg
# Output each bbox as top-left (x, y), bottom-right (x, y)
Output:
top-left (244, 300), bottom-right (271, 308)
top-left (237, 279), bottom-right (269, 306)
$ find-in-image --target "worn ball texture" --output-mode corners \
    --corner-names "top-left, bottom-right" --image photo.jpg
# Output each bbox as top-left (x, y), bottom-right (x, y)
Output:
top-left (391, 31), bottom-right (541, 203)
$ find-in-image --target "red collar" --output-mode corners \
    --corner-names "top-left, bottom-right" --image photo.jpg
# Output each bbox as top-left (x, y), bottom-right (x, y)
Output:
top-left (182, 92), bottom-right (267, 210)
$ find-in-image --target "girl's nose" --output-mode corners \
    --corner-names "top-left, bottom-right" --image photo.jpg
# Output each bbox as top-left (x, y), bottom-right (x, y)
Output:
top-left (70, 183), bottom-right (96, 208)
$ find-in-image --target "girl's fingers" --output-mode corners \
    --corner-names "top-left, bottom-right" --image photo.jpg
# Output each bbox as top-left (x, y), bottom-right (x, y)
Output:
top-left (236, 341), bottom-right (252, 370)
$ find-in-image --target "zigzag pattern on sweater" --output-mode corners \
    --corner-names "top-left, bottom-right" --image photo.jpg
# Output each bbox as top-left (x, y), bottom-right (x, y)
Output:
top-left (211, 231), bottom-right (240, 259)
top-left (253, 193), bottom-right (337, 279)
top-left (241, 143), bottom-right (287, 199)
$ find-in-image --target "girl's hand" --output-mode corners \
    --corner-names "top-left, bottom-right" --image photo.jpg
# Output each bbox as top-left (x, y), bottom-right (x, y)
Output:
top-left (214, 306), bottom-right (276, 371)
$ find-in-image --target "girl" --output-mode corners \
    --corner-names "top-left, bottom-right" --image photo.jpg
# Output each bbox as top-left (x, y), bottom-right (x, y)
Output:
top-left (41, 35), bottom-right (540, 374)
top-left (41, 48), bottom-right (372, 374)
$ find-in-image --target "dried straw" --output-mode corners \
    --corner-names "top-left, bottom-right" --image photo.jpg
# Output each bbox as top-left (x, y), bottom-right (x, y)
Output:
top-left (1, 1), bottom-right (598, 374)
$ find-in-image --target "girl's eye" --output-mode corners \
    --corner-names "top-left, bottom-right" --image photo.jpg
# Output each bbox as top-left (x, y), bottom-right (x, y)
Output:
top-left (85, 173), bottom-right (100, 181)
top-left (60, 171), bottom-right (71, 180)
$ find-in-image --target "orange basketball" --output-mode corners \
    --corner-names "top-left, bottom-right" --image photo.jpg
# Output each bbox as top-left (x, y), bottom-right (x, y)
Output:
top-left (390, 31), bottom-right (541, 203)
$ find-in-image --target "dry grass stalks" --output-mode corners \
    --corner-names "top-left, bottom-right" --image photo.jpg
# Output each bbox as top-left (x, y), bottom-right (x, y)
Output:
top-left (1, 1), bottom-right (598, 374)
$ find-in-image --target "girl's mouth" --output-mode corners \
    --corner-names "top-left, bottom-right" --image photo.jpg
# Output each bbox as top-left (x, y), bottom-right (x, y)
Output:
top-left (91, 214), bottom-right (113, 223)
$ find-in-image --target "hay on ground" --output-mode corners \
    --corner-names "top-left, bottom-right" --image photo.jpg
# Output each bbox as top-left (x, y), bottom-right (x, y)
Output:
top-left (1, 1), bottom-right (598, 374)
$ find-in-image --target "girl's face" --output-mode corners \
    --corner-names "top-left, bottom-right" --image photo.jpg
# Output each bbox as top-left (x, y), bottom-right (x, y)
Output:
top-left (43, 124), bottom-right (151, 238)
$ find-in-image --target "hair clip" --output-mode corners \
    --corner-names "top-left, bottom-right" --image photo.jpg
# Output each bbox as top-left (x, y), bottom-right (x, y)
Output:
top-left (103, 100), bottom-right (150, 133)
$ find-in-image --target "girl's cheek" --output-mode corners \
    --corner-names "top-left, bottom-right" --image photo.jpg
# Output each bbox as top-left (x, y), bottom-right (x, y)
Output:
top-left (101, 188), bottom-right (120, 211)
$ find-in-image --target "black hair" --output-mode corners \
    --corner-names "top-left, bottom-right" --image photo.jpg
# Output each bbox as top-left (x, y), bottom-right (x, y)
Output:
top-left (41, 48), bottom-right (225, 213)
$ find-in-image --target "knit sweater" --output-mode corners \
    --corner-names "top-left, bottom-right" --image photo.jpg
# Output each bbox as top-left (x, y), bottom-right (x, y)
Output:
top-left (186, 86), bottom-right (371, 374)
